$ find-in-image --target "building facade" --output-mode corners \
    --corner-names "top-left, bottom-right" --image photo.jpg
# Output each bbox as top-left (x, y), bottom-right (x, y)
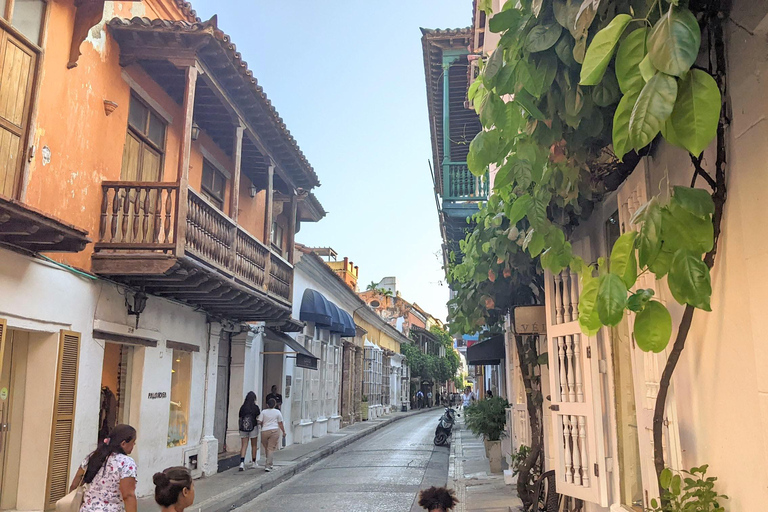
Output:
top-left (0, 0), bottom-right (324, 504)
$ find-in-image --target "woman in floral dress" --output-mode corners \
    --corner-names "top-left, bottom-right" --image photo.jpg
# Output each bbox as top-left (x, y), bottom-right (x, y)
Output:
top-left (69, 424), bottom-right (138, 512)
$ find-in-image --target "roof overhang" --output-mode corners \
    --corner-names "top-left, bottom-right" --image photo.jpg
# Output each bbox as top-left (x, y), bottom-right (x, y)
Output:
top-left (0, 195), bottom-right (90, 253)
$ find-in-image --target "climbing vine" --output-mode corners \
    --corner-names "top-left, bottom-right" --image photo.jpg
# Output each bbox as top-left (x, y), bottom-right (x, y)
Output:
top-left (450, 0), bottom-right (729, 503)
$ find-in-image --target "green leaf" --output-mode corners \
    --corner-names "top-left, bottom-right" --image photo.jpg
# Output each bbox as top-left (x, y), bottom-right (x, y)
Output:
top-left (668, 250), bottom-right (712, 310)
top-left (507, 194), bottom-right (533, 224)
top-left (537, 353), bottom-right (549, 366)
top-left (597, 273), bottom-right (628, 326)
top-left (671, 475), bottom-right (682, 496)
top-left (489, 8), bottom-right (521, 33)
top-left (661, 201), bottom-right (714, 254)
top-left (610, 231), bottom-right (638, 288)
top-left (467, 130), bottom-right (500, 176)
top-left (648, 248), bottom-right (674, 277)
top-left (612, 90), bottom-right (640, 160)
top-left (668, 69), bottom-right (721, 156)
top-left (525, 23), bottom-right (563, 53)
top-left (554, 0), bottom-right (579, 32)
top-left (660, 468), bottom-right (674, 490)
top-left (528, 193), bottom-right (549, 230)
top-left (512, 159), bottom-right (533, 190)
top-left (494, 161), bottom-right (515, 190)
top-left (637, 197), bottom-right (662, 267)
top-left (485, 49), bottom-right (504, 83)
top-left (627, 288), bottom-right (654, 312)
top-left (672, 186), bottom-right (715, 219)
top-left (532, 0), bottom-right (544, 17)
top-left (592, 70), bottom-right (621, 106)
top-left (579, 14), bottom-right (632, 85)
top-left (578, 273), bottom-right (603, 335)
top-left (639, 54), bottom-right (656, 83)
top-left (525, 53), bottom-right (559, 99)
top-left (634, 300), bottom-right (672, 352)
top-left (647, 6), bottom-right (701, 77)
top-left (524, 229), bottom-right (546, 257)
top-left (515, 89), bottom-right (546, 120)
top-left (615, 28), bottom-right (648, 95)
top-left (629, 73), bottom-right (678, 150)
top-left (555, 34), bottom-right (578, 69)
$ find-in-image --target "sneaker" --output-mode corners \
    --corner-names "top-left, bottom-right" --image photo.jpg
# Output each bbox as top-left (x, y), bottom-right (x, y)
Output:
top-left (265, 466), bottom-right (272, 472)
top-left (238, 462), bottom-right (244, 472)
top-left (249, 462), bottom-right (259, 469)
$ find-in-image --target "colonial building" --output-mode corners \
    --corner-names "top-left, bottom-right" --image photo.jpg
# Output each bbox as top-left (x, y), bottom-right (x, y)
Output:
top-left (0, 0), bottom-right (324, 503)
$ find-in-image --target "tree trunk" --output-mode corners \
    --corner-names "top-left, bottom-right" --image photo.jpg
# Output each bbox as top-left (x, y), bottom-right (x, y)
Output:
top-left (515, 335), bottom-right (543, 511)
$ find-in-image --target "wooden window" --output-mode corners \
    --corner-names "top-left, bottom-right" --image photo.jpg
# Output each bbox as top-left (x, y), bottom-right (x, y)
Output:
top-left (271, 221), bottom-right (284, 251)
top-left (201, 159), bottom-right (226, 210)
top-left (1, 0), bottom-right (47, 46)
top-left (121, 94), bottom-right (165, 182)
top-left (45, 330), bottom-right (81, 507)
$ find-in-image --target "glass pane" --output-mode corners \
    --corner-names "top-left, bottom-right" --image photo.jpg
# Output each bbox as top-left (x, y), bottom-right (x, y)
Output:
top-left (12, 0), bottom-right (44, 44)
top-left (213, 171), bottom-right (226, 197)
top-left (168, 350), bottom-right (192, 447)
top-left (0, 1), bottom-right (7, 20)
top-left (147, 113), bottom-right (165, 148)
top-left (202, 161), bottom-right (213, 189)
top-left (128, 96), bottom-right (148, 132)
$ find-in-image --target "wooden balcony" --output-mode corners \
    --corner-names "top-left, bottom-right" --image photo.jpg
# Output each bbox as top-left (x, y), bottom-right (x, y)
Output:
top-left (0, 195), bottom-right (90, 253)
top-left (442, 162), bottom-right (489, 202)
top-left (91, 181), bottom-right (293, 322)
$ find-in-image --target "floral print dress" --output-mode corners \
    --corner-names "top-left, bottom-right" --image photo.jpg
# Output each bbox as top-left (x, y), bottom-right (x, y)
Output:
top-left (79, 453), bottom-right (137, 512)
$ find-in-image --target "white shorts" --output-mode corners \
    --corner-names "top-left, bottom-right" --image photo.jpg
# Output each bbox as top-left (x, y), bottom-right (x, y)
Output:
top-left (240, 429), bottom-right (259, 439)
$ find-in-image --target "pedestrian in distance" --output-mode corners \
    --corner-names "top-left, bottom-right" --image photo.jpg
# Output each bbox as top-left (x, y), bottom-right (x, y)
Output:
top-left (153, 466), bottom-right (194, 511)
top-left (238, 391), bottom-right (261, 471)
top-left (427, 390), bottom-right (433, 408)
top-left (265, 384), bottom-right (283, 411)
top-left (68, 424), bottom-right (138, 512)
top-left (461, 386), bottom-right (475, 410)
top-left (418, 486), bottom-right (459, 511)
top-left (259, 397), bottom-right (286, 472)
top-left (486, 389), bottom-right (493, 399)
top-left (416, 390), bottom-right (424, 409)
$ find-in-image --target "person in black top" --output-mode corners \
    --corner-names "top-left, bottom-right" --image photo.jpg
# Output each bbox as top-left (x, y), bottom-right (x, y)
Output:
top-left (238, 391), bottom-right (260, 471)
top-left (265, 385), bottom-right (283, 411)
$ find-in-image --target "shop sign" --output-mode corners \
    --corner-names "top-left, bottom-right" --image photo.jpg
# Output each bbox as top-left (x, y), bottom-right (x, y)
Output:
top-left (296, 354), bottom-right (318, 370)
top-left (513, 306), bottom-right (547, 334)
top-left (148, 391), bottom-right (167, 399)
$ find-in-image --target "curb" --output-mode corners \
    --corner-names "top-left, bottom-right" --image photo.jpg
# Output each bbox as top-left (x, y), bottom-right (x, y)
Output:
top-left (194, 407), bottom-right (437, 512)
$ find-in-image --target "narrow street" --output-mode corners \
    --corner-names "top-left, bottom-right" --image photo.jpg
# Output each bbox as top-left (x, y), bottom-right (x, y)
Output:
top-left (236, 409), bottom-right (448, 512)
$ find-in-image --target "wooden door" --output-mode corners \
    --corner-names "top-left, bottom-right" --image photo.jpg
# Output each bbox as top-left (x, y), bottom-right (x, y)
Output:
top-left (0, 28), bottom-right (36, 198)
top-left (616, 164), bottom-right (683, 504)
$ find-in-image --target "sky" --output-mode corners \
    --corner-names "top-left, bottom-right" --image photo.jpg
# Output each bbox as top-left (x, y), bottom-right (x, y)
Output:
top-left (191, 1), bottom-right (472, 322)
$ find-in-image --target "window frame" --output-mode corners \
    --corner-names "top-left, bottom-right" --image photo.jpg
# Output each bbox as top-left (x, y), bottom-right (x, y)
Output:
top-left (201, 158), bottom-right (227, 210)
top-left (123, 93), bottom-right (166, 182)
top-left (167, 348), bottom-right (193, 448)
top-left (271, 221), bottom-right (285, 251)
top-left (1, 0), bottom-right (47, 48)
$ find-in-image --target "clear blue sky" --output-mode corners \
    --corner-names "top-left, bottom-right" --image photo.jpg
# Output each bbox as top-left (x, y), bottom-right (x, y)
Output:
top-left (191, 1), bottom-right (471, 321)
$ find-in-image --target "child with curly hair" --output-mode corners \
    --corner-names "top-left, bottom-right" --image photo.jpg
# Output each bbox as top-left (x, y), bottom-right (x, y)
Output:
top-left (418, 486), bottom-right (459, 511)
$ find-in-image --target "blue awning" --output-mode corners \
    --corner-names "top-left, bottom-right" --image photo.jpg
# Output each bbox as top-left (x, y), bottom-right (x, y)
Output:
top-left (299, 289), bottom-right (333, 327)
top-left (328, 302), bottom-right (345, 334)
top-left (339, 309), bottom-right (356, 337)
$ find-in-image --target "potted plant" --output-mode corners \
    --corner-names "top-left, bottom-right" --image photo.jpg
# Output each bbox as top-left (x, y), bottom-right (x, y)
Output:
top-left (464, 396), bottom-right (509, 474)
top-left (361, 395), bottom-right (369, 421)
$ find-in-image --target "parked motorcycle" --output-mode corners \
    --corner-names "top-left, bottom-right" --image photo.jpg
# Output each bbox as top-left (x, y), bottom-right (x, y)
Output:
top-left (433, 406), bottom-right (458, 446)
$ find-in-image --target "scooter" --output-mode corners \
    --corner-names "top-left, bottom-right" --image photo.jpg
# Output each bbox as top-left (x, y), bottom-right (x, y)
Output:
top-left (433, 406), bottom-right (458, 446)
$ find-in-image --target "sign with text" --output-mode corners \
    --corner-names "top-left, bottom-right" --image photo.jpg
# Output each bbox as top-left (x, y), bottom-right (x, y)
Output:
top-left (513, 306), bottom-right (547, 335)
top-left (296, 353), bottom-right (318, 370)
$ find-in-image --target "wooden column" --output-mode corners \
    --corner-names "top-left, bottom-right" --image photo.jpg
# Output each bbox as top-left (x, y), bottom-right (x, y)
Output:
top-left (230, 123), bottom-right (245, 222)
top-left (174, 64), bottom-right (198, 257)
top-left (263, 159), bottom-right (275, 292)
top-left (287, 192), bottom-right (298, 264)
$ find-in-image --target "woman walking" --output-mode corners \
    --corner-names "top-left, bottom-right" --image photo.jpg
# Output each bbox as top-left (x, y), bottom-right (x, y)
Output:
top-left (238, 391), bottom-right (261, 471)
top-left (259, 398), bottom-right (286, 472)
top-left (69, 424), bottom-right (138, 512)
top-left (153, 466), bottom-right (195, 511)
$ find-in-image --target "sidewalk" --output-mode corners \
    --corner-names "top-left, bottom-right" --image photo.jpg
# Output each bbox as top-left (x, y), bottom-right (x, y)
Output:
top-left (447, 419), bottom-right (523, 512)
top-left (138, 407), bottom-right (434, 512)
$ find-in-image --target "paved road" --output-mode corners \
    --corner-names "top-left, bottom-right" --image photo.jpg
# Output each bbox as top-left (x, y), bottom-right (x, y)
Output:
top-left (236, 409), bottom-right (449, 512)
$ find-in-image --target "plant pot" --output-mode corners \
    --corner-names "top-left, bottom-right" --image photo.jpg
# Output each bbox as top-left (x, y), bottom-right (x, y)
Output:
top-left (483, 437), bottom-right (490, 458)
top-left (487, 439), bottom-right (503, 474)
top-left (361, 403), bottom-right (369, 421)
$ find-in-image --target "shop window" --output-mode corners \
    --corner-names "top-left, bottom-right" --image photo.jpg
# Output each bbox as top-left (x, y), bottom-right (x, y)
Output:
top-left (99, 343), bottom-right (133, 443)
top-left (201, 159), bottom-right (227, 210)
top-left (168, 349), bottom-right (192, 447)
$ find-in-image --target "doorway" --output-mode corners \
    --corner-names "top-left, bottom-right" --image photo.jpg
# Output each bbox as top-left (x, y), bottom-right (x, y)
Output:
top-left (262, 338), bottom-right (284, 410)
top-left (0, 329), bottom-right (28, 509)
top-left (98, 343), bottom-right (133, 442)
top-left (214, 332), bottom-right (231, 453)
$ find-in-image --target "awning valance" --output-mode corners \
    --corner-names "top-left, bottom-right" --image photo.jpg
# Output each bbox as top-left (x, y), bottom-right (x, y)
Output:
top-left (466, 334), bottom-right (505, 366)
top-left (266, 328), bottom-right (318, 370)
top-left (300, 289), bottom-right (333, 326)
top-left (339, 309), bottom-right (356, 338)
top-left (328, 302), bottom-right (345, 334)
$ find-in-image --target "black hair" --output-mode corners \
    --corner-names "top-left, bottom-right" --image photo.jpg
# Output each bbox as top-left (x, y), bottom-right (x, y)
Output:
top-left (267, 397), bottom-right (277, 408)
top-left (239, 391), bottom-right (260, 418)
top-left (84, 424), bottom-right (136, 483)
top-left (418, 486), bottom-right (458, 511)
top-left (153, 466), bottom-right (192, 507)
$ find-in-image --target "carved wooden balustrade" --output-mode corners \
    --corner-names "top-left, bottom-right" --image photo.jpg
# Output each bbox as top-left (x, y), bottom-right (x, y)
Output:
top-left (96, 182), bottom-right (292, 304)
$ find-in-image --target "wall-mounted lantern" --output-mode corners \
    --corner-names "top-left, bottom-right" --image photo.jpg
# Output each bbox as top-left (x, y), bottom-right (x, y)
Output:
top-left (190, 121), bottom-right (200, 141)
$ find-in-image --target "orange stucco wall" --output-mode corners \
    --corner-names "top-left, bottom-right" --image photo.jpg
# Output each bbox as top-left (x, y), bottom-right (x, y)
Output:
top-left (21, 0), bottom-right (269, 270)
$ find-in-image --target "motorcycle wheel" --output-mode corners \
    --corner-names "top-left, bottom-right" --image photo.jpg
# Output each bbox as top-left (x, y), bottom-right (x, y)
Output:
top-left (434, 432), bottom-right (448, 446)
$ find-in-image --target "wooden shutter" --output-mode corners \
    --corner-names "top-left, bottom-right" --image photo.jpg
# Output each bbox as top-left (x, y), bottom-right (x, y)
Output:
top-left (616, 164), bottom-right (683, 498)
top-left (45, 330), bottom-right (81, 509)
top-left (0, 28), bottom-right (37, 198)
top-left (544, 236), bottom-right (609, 506)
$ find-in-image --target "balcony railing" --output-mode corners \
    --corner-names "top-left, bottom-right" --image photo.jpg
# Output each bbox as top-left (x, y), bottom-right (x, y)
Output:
top-left (442, 162), bottom-right (489, 201)
top-left (95, 181), bottom-right (292, 303)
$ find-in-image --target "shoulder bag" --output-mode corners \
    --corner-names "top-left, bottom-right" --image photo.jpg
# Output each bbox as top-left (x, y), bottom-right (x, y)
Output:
top-left (56, 471), bottom-right (86, 512)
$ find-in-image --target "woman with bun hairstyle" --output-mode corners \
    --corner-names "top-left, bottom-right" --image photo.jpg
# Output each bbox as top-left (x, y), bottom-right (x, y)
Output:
top-left (69, 424), bottom-right (138, 512)
top-left (153, 467), bottom-right (195, 512)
